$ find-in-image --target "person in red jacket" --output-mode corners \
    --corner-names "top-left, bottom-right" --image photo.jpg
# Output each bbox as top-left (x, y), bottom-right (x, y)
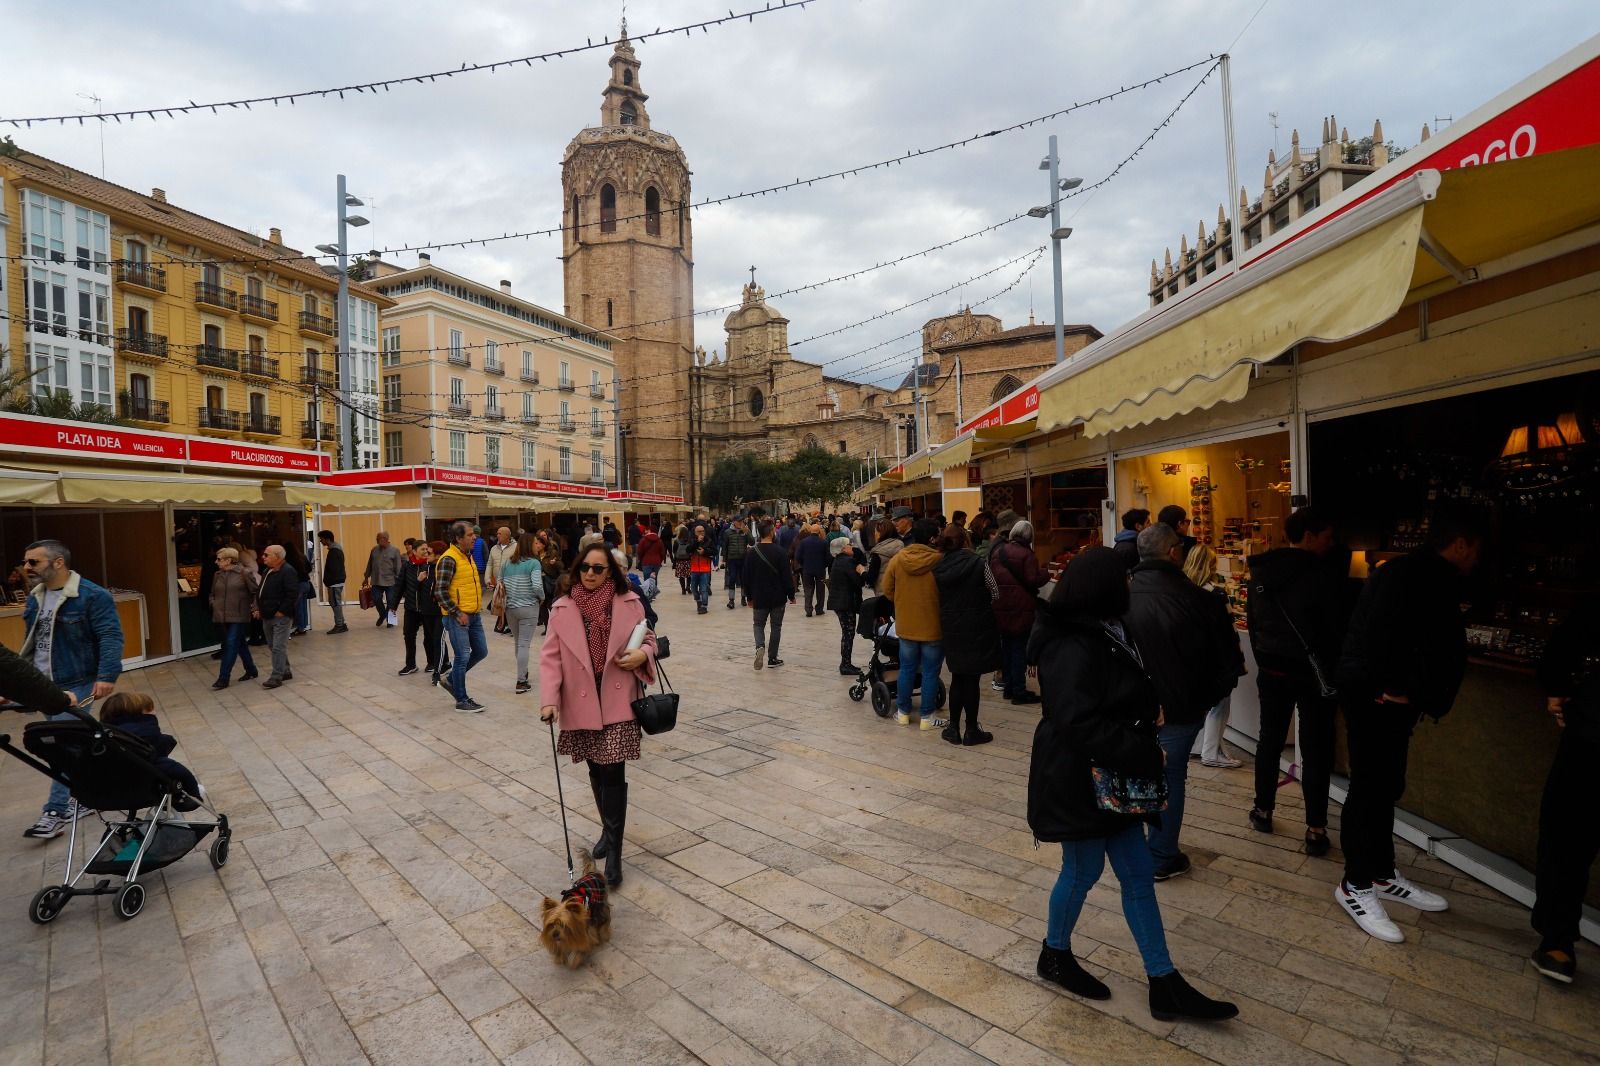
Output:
top-left (635, 526), bottom-right (667, 585)
top-left (991, 520), bottom-right (1049, 703)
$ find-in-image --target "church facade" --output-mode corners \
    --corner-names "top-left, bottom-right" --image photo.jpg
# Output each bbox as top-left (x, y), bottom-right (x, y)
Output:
top-left (562, 32), bottom-right (1099, 501)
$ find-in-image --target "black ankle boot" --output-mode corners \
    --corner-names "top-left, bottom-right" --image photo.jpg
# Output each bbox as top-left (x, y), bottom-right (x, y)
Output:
top-left (1036, 941), bottom-right (1110, 1000)
top-left (1148, 971), bottom-right (1238, 1021)
top-left (600, 781), bottom-right (628, 887)
top-left (588, 770), bottom-right (609, 859)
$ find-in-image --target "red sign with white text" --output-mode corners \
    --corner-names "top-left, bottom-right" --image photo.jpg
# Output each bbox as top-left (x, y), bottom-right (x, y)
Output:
top-left (961, 385), bottom-right (1040, 433)
top-left (187, 439), bottom-right (330, 474)
top-left (607, 490), bottom-right (686, 504)
top-left (0, 412), bottom-right (188, 463)
top-left (319, 466), bottom-right (429, 488)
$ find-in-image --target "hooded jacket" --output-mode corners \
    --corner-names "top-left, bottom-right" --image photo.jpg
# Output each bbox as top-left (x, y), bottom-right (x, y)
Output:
top-left (635, 530), bottom-right (667, 568)
top-left (880, 543), bottom-right (942, 642)
top-left (1337, 548), bottom-right (1467, 719)
top-left (866, 536), bottom-right (904, 595)
top-left (1124, 559), bottom-right (1242, 725)
top-left (1027, 606), bottom-right (1164, 842)
top-left (1112, 529), bottom-right (1140, 571)
top-left (934, 549), bottom-right (999, 673)
top-left (1246, 546), bottom-right (1346, 674)
top-left (990, 539), bottom-right (1048, 637)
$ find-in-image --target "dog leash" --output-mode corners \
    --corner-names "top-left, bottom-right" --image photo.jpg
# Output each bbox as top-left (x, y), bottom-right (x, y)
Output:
top-left (546, 719), bottom-right (576, 884)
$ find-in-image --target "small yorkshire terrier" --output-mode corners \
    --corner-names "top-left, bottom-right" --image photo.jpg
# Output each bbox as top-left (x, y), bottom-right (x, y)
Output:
top-left (540, 849), bottom-right (612, 968)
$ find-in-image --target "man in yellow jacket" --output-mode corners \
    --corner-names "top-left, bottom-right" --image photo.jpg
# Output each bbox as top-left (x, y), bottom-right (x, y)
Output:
top-left (433, 520), bottom-right (488, 713)
top-left (881, 518), bottom-right (947, 731)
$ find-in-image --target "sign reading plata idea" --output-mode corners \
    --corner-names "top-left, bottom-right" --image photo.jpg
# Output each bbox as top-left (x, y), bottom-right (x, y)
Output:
top-left (0, 412), bottom-right (333, 473)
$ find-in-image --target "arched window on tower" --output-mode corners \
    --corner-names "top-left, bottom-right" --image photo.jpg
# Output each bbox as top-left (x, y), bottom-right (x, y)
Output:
top-left (570, 195), bottom-right (581, 242)
top-left (622, 68), bottom-right (633, 86)
top-left (645, 187), bottom-right (661, 236)
top-left (991, 374), bottom-right (1024, 402)
top-left (620, 102), bottom-right (637, 126)
top-left (600, 184), bottom-right (616, 233)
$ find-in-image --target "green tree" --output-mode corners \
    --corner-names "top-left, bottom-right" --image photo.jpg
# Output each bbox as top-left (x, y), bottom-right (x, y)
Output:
top-left (700, 451), bottom-right (776, 510)
top-left (784, 445), bottom-right (857, 509)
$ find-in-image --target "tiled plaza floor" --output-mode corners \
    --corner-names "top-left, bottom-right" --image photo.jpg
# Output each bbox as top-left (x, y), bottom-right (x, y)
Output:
top-left (3, 586), bottom-right (1598, 1066)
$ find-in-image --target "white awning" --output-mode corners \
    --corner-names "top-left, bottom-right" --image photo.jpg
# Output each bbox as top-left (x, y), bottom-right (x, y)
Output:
top-left (282, 483), bottom-right (397, 509)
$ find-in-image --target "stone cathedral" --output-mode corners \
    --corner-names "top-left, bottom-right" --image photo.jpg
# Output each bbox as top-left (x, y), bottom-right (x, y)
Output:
top-left (562, 30), bottom-right (1098, 501)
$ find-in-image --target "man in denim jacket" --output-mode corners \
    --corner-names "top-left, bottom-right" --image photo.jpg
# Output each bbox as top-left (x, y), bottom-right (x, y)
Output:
top-left (20, 539), bottom-right (123, 839)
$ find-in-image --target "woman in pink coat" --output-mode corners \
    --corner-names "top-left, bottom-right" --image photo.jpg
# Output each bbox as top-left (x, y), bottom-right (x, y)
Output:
top-left (539, 542), bottom-right (657, 887)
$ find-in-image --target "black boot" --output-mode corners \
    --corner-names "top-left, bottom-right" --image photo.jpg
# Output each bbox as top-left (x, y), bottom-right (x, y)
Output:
top-left (1036, 941), bottom-right (1110, 1000)
top-left (1148, 971), bottom-right (1239, 1021)
top-left (588, 769), bottom-right (609, 859)
top-left (600, 781), bottom-right (628, 887)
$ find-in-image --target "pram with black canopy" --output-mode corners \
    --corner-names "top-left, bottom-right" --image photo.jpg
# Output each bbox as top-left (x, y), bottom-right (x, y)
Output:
top-left (0, 700), bottom-right (230, 923)
top-left (846, 595), bottom-right (947, 717)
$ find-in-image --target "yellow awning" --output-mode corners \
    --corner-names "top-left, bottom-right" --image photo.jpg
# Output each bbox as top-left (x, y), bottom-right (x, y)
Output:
top-left (974, 421), bottom-right (1038, 444)
top-left (929, 436), bottom-right (974, 473)
top-left (0, 475), bottom-right (60, 504)
top-left (1040, 202), bottom-right (1427, 437)
top-left (283, 483), bottom-right (396, 509)
top-left (899, 454), bottom-right (933, 481)
top-left (60, 475), bottom-right (264, 505)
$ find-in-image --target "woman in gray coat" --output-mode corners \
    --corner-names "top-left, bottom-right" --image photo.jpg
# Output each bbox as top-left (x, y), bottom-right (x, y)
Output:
top-left (210, 547), bottom-right (259, 688)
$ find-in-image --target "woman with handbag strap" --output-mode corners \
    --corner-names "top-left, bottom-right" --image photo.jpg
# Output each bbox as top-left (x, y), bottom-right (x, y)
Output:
top-left (539, 542), bottom-right (657, 888)
top-left (1027, 547), bottom-right (1237, 1023)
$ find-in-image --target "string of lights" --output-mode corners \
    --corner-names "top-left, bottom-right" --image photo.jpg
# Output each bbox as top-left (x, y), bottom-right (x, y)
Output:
top-left (0, 54), bottom-right (1218, 271)
top-left (0, 3), bottom-right (817, 128)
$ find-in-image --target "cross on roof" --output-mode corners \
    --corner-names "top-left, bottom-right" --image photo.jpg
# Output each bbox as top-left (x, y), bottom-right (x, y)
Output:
top-left (749, 265), bottom-right (757, 286)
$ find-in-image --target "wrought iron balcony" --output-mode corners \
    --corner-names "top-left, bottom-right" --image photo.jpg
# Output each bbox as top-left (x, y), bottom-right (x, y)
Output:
top-left (447, 349), bottom-right (471, 367)
top-left (197, 407), bottom-right (242, 431)
top-left (558, 418), bottom-right (576, 434)
top-left (118, 394), bottom-right (169, 423)
top-left (194, 281), bottom-right (239, 312)
top-left (242, 412), bottom-right (282, 436)
top-left (116, 329), bottom-right (168, 360)
top-left (557, 380), bottom-right (575, 393)
top-left (485, 406), bottom-right (505, 421)
top-left (241, 353), bottom-right (280, 379)
top-left (448, 401), bottom-right (471, 417)
top-left (300, 366), bottom-right (335, 387)
top-left (520, 369), bottom-right (539, 384)
top-left (196, 344), bottom-right (240, 372)
top-left (589, 386), bottom-right (606, 399)
top-left (484, 359), bottom-right (505, 376)
top-left (115, 261), bottom-right (166, 292)
top-left (589, 424), bottom-right (607, 437)
top-left (297, 311), bottom-right (335, 336)
top-left (240, 293), bottom-right (279, 322)
top-left (301, 420), bottom-right (335, 440)
top-left (520, 412), bottom-right (541, 426)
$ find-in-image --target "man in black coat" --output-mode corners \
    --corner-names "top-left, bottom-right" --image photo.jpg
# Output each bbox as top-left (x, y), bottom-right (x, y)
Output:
top-left (254, 545), bottom-right (300, 689)
top-left (1332, 510), bottom-right (1479, 943)
top-left (743, 519), bottom-right (795, 670)
top-left (317, 529), bottom-right (348, 634)
top-left (1112, 508), bottom-right (1149, 571)
top-left (796, 526), bottom-right (831, 616)
top-left (1245, 507), bottom-right (1344, 853)
top-left (1124, 523), bottom-right (1242, 881)
top-left (828, 539), bottom-right (866, 674)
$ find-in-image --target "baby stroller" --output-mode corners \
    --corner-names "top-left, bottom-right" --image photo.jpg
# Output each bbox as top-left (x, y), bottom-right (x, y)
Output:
top-left (0, 701), bottom-right (230, 924)
top-left (847, 595), bottom-right (947, 718)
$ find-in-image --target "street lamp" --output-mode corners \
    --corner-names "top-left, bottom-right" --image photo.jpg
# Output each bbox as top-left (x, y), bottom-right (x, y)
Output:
top-left (1036, 135), bottom-right (1081, 365)
top-left (328, 176), bottom-right (369, 471)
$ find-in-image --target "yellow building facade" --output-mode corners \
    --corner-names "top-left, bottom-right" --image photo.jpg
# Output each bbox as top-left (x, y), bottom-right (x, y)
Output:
top-left (1, 149), bottom-right (389, 457)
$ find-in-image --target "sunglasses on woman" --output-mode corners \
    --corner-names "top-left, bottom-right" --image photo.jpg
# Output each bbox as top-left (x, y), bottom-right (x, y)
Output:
top-left (578, 563), bottom-right (609, 574)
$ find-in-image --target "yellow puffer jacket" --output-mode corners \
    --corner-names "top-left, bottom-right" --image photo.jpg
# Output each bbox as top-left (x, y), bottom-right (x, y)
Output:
top-left (443, 545), bottom-right (481, 614)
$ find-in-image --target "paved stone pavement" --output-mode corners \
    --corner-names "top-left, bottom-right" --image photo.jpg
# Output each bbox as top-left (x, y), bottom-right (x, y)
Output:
top-left (3, 586), bottom-right (1598, 1066)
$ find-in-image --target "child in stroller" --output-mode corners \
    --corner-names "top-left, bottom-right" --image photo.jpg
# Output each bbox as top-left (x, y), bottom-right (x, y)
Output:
top-left (847, 595), bottom-right (946, 718)
top-left (99, 692), bottom-right (205, 811)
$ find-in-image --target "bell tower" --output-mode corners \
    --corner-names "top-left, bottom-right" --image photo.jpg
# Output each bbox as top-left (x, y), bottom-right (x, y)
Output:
top-left (562, 25), bottom-right (696, 498)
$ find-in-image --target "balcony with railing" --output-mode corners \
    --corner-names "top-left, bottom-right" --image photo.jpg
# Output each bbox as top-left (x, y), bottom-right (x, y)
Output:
top-left (301, 420), bottom-right (335, 441)
top-left (242, 412), bottom-right (282, 436)
top-left (297, 310), bottom-right (335, 336)
top-left (520, 412), bottom-right (541, 427)
top-left (589, 424), bottom-right (607, 437)
top-left (116, 329), bottom-right (168, 361)
top-left (589, 386), bottom-right (606, 400)
top-left (557, 418), bottom-right (576, 434)
top-left (241, 353), bottom-right (280, 380)
top-left (300, 366), bottom-right (335, 387)
top-left (484, 358), bottom-right (505, 376)
top-left (196, 344), bottom-right (241, 372)
top-left (557, 379), bottom-right (575, 393)
top-left (118, 394), bottom-right (169, 424)
top-left (197, 407), bottom-right (242, 432)
top-left (240, 293), bottom-right (279, 323)
top-left (194, 281), bottom-right (239, 312)
top-left (520, 368), bottom-right (539, 384)
top-left (485, 405), bottom-right (505, 422)
top-left (448, 401), bottom-right (472, 417)
top-left (447, 348), bottom-right (471, 367)
top-left (115, 261), bottom-right (166, 293)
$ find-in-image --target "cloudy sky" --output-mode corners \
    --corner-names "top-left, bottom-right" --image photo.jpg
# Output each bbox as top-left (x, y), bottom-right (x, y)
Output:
top-left (9, 1), bottom-right (1598, 390)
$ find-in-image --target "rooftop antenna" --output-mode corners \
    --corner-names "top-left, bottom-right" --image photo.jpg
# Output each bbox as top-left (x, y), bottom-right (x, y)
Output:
top-left (1432, 114), bottom-right (1453, 131)
top-left (75, 91), bottom-right (106, 177)
top-left (1268, 111), bottom-right (1280, 156)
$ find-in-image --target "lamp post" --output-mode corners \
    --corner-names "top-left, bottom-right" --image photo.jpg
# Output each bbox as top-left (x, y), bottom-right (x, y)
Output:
top-left (318, 175), bottom-right (368, 471)
top-left (1030, 135), bottom-right (1082, 364)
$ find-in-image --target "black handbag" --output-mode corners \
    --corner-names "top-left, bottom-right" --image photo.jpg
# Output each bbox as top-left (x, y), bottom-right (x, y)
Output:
top-left (631, 661), bottom-right (679, 735)
top-left (655, 634), bottom-right (671, 661)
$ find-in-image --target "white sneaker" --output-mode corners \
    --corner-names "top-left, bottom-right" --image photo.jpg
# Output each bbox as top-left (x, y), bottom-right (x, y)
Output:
top-left (387, 610), bottom-right (399, 626)
top-left (919, 716), bottom-right (949, 730)
top-left (66, 798), bottom-right (91, 820)
top-left (1375, 871), bottom-right (1449, 912)
top-left (1335, 881), bottom-right (1405, 942)
top-left (22, 812), bottom-right (68, 839)
top-left (1201, 755), bottom-right (1243, 769)
top-left (894, 711), bottom-right (914, 726)
top-left (990, 676), bottom-right (1005, 691)
top-left (754, 649), bottom-right (765, 671)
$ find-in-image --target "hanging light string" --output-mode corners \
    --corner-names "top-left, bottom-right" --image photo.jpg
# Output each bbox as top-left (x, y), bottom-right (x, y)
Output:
top-left (0, 2), bottom-right (818, 128)
top-left (0, 53), bottom-right (1217, 273)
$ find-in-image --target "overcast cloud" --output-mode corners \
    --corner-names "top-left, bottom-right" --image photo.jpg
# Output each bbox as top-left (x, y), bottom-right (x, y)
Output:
top-left (9, 1), bottom-right (1598, 389)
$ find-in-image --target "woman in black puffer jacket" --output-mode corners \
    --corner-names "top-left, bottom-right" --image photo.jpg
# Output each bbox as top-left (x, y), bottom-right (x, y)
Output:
top-left (934, 527), bottom-right (999, 746)
top-left (1026, 547), bottom-right (1237, 1024)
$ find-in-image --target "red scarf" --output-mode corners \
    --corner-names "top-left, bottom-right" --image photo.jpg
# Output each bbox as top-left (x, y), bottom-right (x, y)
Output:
top-left (569, 581), bottom-right (615, 680)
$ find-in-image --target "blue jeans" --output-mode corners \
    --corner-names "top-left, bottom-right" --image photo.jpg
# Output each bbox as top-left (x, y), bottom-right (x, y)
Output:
top-left (896, 639), bottom-right (943, 718)
top-left (43, 684), bottom-right (93, 814)
top-left (295, 580), bottom-right (312, 631)
top-left (725, 562), bottom-right (742, 601)
top-left (443, 612), bottom-right (488, 701)
top-left (218, 621), bottom-right (256, 682)
top-left (1147, 721), bottom-right (1204, 866)
top-left (691, 571), bottom-right (711, 608)
top-left (1001, 634), bottom-right (1028, 695)
top-left (1047, 822), bottom-right (1175, 976)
